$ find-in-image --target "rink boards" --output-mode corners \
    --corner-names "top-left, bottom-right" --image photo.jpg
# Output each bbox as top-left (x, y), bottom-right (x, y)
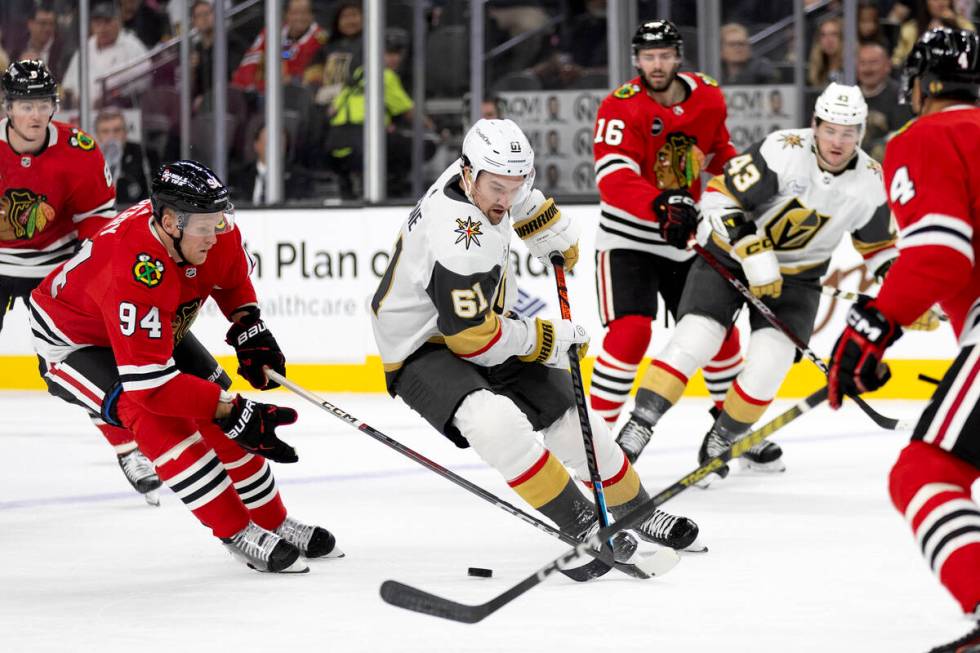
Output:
top-left (0, 206), bottom-right (955, 397)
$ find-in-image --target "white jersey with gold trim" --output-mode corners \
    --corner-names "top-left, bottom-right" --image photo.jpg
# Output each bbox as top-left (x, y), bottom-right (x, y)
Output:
top-left (371, 160), bottom-right (534, 385)
top-left (700, 127), bottom-right (896, 275)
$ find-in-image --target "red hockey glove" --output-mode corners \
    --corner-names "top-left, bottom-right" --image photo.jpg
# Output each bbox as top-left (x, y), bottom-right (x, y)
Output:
top-left (226, 306), bottom-right (285, 390)
top-left (828, 297), bottom-right (903, 409)
top-left (652, 189), bottom-right (699, 249)
top-left (216, 395), bottom-right (299, 463)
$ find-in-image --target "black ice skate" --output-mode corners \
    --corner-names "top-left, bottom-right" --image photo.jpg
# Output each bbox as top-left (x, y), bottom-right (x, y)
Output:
top-left (616, 414), bottom-right (654, 464)
top-left (275, 516), bottom-right (344, 559)
top-left (222, 522), bottom-right (308, 573)
top-left (577, 520), bottom-right (639, 564)
top-left (117, 449), bottom-right (162, 506)
top-left (926, 620), bottom-right (980, 653)
top-left (634, 508), bottom-right (706, 552)
top-left (697, 427), bottom-right (734, 488)
top-left (740, 440), bottom-right (786, 473)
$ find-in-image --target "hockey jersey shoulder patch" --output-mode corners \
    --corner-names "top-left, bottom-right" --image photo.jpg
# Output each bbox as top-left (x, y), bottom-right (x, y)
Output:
top-left (613, 82), bottom-right (641, 99)
top-left (694, 72), bottom-right (718, 87)
top-left (67, 128), bottom-right (97, 152)
top-left (453, 216), bottom-right (484, 250)
top-left (132, 253), bottom-right (165, 288)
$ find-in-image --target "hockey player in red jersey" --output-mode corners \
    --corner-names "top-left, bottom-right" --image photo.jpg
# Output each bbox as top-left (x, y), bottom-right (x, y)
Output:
top-left (30, 161), bottom-right (341, 572)
top-left (590, 21), bottom-right (742, 432)
top-left (0, 59), bottom-right (166, 503)
top-left (828, 29), bottom-right (980, 652)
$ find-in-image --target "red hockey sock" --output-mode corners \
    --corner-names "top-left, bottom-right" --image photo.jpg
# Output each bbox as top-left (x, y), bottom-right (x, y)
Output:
top-left (590, 315), bottom-right (651, 427)
top-left (200, 420), bottom-right (287, 532)
top-left (94, 421), bottom-right (139, 454)
top-left (703, 326), bottom-right (743, 411)
top-left (889, 441), bottom-right (980, 614)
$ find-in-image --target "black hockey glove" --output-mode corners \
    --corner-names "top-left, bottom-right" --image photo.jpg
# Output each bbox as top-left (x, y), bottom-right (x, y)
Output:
top-left (828, 297), bottom-right (902, 410)
top-left (652, 189), bottom-right (699, 249)
top-left (216, 395), bottom-right (299, 463)
top-left (225, 306), bottom-right (285, 390)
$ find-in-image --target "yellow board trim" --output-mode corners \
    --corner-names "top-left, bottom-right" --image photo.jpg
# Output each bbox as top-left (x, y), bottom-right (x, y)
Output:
top-left (2, 355), bottom-right (950, 398)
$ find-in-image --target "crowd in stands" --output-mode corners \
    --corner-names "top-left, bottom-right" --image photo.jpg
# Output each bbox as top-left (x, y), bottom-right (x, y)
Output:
top-left (0, 0), bottom-right (976, 203)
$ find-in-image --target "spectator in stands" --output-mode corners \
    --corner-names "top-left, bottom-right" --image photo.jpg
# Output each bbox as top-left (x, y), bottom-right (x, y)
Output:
top-left (858, 1), bottom-right (895, 50)
top-left (892, 0), bottom-right (975, 65)
top-left (719, 23), bottom-right (779, 85)
top-left (189, 0), bottom-right (248, 106)
top-left (486, 1), bottom-right (549, 73)
top-left (17, 4), bottom-right (65, 79)
top-left (308, 2), bottom-right (363, 107)
top-left (62, 1), bottom-right (151, 110)
top-left (807, 16), bottom-right (844, 88)
top-left (120, 0), bottom-right (171, 50)
top-left (858, 41), bottom-right (913, 162)
top-left (93, 107), bottom-right (150, 205)
top-left (566, 0), bottom-right (607, 69)
top-left (229, 123), bottom-right (309, 205)
top-left (481, 96), bottom-right (503, 120)
top-left (231, 0), bottom-right (327, 93)
top-left (327, 28), bottom-right (427, 198)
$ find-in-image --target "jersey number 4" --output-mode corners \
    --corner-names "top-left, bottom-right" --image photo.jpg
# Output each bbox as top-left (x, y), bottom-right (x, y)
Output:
top-left (119, 303), bottom-right (162, 339)
top-left (889, 166), bottom-right (916, 205)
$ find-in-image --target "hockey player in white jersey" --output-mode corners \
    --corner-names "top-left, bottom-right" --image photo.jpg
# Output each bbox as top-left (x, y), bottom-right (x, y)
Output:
top-left (616, 84), bottom-right (913, 483)
top-left (371, 118), bottom-right (702, 556)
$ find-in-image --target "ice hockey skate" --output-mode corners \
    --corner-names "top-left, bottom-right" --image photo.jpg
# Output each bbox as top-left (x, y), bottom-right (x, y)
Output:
top-left (634, 508), bottom-right (706, 552)
top-left (222, 522), bottom-right (308, 573)
top-left (696, 427), bottom-right (733, 488)
top-left (739, 440), bottom-right (786, 473)
top-left (275, 516), bottom-right (344, 559)
top-left (117, 449), bottom-right (162, 506)
top-left (576, 520), bottom-right (639, 564)
top-left (616, 414), bottom-right (654, 464)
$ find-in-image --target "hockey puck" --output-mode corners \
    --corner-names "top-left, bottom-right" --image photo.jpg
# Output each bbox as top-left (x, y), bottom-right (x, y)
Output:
top-left (467, 567), bottom-right (493, 578)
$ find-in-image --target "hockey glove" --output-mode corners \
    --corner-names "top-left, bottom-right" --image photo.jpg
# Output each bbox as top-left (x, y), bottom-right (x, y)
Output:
top-left (732, 234), bottom-right (782, 299)
top-left (518, 317), bottom-right (589, 368)
top-left (226, 306), bottom-right (285, 390)
top-left (828, 297), bottom-right (903, 410)
top-left (216, 394), bottom-right (299, 463)
top-left (652, 189), bottom-right (699, 249)
top-left (513, 190), bottom-right (580, 271)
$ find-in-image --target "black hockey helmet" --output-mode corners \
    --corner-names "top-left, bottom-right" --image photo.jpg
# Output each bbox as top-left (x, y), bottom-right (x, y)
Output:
top-left (2, 59), bottom-right (58, 102)
top-left (151, 160), bottom-right (231, 218)
top-left (632, 20), bottom-right (683, 59)
top-left (901, 27), bottom-right (980, 104)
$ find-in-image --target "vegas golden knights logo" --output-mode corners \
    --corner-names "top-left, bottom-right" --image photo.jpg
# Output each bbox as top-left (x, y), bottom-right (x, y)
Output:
top-left (763, 198), bottom-right (830, 251)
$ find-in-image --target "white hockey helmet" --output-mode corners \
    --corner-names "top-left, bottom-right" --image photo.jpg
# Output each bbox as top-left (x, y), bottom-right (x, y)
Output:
top-left (813, 82), bottom-right (868, 136)
top-left (461, 118), bottom-right (535, 207)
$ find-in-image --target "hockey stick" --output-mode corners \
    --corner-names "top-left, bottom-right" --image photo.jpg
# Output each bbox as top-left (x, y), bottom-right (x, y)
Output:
top-left (550, 256), bottom-right (614, 545)
top-left (781, 278), bottom-right (950, 323)
top-left (380, 385), bottom-right (829, 623)
top-left (692, 244), bottom-right (914, 431)
top-left (264, 369), bottom-right (657, 581)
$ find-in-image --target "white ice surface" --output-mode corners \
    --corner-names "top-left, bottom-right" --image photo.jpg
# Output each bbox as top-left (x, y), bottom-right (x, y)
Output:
top-left (1, 390), bottom-right (976, 653)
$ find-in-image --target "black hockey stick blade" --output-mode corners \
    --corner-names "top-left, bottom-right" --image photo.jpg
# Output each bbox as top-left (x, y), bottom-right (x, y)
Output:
top-left (379, 387), bottom-right (827, 623)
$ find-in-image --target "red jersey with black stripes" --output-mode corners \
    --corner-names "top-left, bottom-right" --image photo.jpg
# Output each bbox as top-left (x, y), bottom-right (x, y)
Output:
top-left (29, 200), bottom-right (257, 419)
top-left (875, 106), bottom-right (980, 340)
top-left (593, 72), bottom-right (737, 260)
top-left (0, 119), bottom-right (116, 278)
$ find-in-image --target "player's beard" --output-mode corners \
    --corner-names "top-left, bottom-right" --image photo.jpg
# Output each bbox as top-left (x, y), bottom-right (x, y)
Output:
top-left (644, 63), bottom-right (680, 93)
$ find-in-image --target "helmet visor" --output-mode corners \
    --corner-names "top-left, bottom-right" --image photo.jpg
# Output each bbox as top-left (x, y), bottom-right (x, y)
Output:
top-left (177, 205), bottom-right (235, 237)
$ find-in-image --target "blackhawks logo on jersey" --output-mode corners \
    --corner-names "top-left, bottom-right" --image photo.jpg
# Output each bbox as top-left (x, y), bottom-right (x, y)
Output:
top-left (654, 132), bottom-right (704, 190)
top-left (69, 128), bottom-right (96, 151)
top-left (613, 83), bottom-right (640, 99)
top-left (0, 189), bottom-right (55, 241)
top-left (133, 253), bottom-right (165, 287)
top-left (454, 217), bottom-right (483, 250)
top-left (172, 298), bottom-right (203, 344)
top-left (763, 198), bottom-right (830, 251)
